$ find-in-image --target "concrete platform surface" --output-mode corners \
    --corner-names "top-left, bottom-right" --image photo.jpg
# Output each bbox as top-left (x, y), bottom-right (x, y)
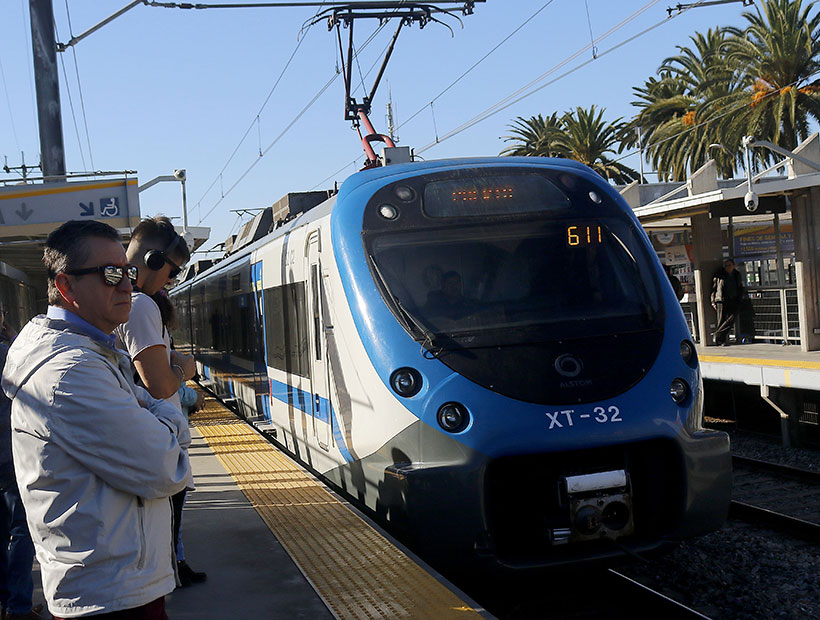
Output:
top-left (165, 428), bottom-right (334, 619)
top-left (697, 342), bottom-right (820, 390)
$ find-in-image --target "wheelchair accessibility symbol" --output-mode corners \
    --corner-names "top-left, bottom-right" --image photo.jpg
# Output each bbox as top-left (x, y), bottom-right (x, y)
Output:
top-left (100, 197), bottom-right (119, 217)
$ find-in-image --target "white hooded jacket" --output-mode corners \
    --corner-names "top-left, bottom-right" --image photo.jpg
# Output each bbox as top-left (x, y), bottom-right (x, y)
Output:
top-left (1, 314), bottom-right (191, 617)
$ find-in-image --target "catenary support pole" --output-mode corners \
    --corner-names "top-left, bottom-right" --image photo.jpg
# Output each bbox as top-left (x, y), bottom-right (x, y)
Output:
top-left (29, 0), bottom-right (66, 181)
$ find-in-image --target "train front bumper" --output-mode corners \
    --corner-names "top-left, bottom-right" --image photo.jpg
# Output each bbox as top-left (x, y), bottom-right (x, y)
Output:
top-left (378, 429), bottom-right (731, 571)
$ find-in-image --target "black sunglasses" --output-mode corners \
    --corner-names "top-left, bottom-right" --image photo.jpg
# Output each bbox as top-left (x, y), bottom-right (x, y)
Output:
top-left (163, 256), bottom-right (182, 279)
top-left (65, 265), bottom-right (139, 287)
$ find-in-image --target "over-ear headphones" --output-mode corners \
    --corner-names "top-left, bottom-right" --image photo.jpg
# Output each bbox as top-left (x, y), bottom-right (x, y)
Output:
top-left (145, 233), bottom-right (183, 271)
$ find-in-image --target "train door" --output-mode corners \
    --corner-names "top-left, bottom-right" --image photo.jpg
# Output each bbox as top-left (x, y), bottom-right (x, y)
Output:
top-left (307, 232), bottom-right (331, 450)
top-left (251, 260), bottom-right (272, 423)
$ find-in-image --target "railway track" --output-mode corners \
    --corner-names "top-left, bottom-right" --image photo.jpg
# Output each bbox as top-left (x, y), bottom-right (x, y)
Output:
top-left (454, 568), bottom-right (715, 619)
top-left (604, 570), bottom-right (713, 619)
top-left (730, 455), bottom-right (820, 542)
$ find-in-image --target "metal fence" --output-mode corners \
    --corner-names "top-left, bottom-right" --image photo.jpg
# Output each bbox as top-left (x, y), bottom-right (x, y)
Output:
top-left (679, 288), bottom-right (800, 345)
top-left (747, 288), bottom-right (800, 345)
top-left (681, 302), bottom-right (700, 343)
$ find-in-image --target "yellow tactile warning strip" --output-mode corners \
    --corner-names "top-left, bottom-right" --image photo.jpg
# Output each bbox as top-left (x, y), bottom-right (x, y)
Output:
top-left (700, 355), bottom-right (820, 370)
top-left (190, 397), bottom-right (485, 620)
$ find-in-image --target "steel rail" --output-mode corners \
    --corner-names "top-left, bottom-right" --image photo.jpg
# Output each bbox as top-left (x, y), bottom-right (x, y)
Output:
top-left (729, 501), bottom-right (820, 543)
top-left (607, 570), bottom-right (714, 619)
top-left (732, 455), bottom-right (820, 484)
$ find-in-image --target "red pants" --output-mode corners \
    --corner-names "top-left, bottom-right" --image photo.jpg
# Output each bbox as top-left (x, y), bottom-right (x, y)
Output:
top-left (53, 597), bottom-right (167, 620)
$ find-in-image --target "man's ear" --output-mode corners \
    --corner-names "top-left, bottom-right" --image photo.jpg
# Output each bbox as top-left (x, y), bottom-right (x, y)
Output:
top-left (54, 273), bottom-right (78, 307)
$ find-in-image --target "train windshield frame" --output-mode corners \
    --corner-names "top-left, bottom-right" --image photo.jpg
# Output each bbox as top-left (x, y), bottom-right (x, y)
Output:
top-left (362, 168), bottom-right (664, 350)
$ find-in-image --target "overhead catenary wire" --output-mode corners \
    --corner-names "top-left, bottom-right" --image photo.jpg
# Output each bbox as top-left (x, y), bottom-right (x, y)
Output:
top-left (583, 0), bottom-right (598, 59)
top-left (64, 0), bottom-right (95, 170)
top-left (398, 0), bottom-right (556, 132)
top-left (195, 12), bottom-right (395, 224)
top-left (191, 2), bottom-right (327, 212)
top-left (21, 0), bottom-right (39, 152)
top-left (54, 22), bottom-right (88, 172)
top-left (196, 70), bottom-right (339, 224)
top-left (416, 0), bottom-right (666, 154)
top-left (0, 55), bottom-right (21, 153)
top-left (311, 0), bottom-right (558, 189)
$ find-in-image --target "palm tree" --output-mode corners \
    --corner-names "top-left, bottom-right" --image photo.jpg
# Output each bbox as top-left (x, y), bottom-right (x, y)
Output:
top-left (554, 106), bottom-right (640, 184)
top-left (500, 113), bottom-right (565, 157)
top-left (500, 107), bottom-right (640, 184)
top-left (718, 0), bottom-right (820, 154)
top-left (631, 28), bottom-right (739, 181)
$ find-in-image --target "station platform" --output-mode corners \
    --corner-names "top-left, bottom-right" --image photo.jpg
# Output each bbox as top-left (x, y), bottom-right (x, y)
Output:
top-left (697, 342), bottom-right (820, 390)
top-left (165, 394), bottom-right (491, 619)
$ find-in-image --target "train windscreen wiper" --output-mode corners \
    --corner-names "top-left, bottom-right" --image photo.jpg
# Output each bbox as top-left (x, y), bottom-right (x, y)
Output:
top-left (368, 255), bottom-right (436, 345)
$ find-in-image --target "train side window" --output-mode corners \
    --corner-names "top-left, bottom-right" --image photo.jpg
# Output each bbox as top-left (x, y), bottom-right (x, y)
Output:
top-left (263, 282), bottom-right (311, 379)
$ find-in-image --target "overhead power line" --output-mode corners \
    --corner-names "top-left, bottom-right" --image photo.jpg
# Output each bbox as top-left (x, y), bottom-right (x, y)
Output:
top-left (0, 54), bottom-right (21, 153)
top-left (191, 12), bottom-right (319, 212)
top-left (196, 71), bottom-right (339, 224)
top-left (311, 0), bottom-right (558, 188)
top-left (398, 0), bottom-right (557, 132)
top-left (416, 0), bottom-right (666, 154)
top-left (195, 10), bottom-right (396, 225)
top-left (54, 21), bottom-right (87, 171)
top-left (64, 0), bottom-right (95, 170)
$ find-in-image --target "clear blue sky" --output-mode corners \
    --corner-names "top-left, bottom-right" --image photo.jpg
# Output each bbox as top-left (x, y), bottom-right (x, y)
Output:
top-left (1, 0), bottom-right (756, 254)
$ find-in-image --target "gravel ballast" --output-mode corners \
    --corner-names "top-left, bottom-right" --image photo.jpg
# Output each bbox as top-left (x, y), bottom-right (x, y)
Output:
top-left (619, 428), bottom-right (820, 620)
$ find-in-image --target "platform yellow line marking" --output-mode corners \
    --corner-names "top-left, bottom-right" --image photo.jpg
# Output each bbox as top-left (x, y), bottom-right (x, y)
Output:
top-left (191, 400), bottom-right (485, 620)
top-left (700, 355), bottom-right (820, 370)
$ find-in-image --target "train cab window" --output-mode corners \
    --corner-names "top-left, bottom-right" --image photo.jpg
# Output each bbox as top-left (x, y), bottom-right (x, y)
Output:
top-left (368, 217), bottom-right (663, 346)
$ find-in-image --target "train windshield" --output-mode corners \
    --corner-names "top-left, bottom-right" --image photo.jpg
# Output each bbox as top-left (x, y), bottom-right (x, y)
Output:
top-left (368, 217), bottom-right (663, 347)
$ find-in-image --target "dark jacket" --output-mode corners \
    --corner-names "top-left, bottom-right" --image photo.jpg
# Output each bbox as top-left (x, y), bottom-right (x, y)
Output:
top-left (711, 268), bottom-right (744, 305)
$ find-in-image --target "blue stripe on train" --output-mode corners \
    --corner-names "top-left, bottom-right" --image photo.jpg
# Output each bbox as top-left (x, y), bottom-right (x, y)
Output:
top-left (200, 366), bottom-right (352, 463)
top-left (268, 377), bottom-right (354, 464)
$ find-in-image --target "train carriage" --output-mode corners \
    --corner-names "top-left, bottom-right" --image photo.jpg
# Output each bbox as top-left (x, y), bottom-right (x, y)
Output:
top-left (170, 156), bottom-right (731, 570)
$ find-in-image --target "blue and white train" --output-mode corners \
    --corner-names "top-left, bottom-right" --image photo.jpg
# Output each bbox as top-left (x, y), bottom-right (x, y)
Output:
top-left (169, 157), bottom-right (732, 570)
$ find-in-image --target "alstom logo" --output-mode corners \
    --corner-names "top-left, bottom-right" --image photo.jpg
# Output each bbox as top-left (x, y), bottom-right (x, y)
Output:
top-left (554, 354), bottom-right (583, 378)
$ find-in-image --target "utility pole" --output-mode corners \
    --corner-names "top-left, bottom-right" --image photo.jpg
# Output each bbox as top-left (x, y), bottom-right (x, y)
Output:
top-left (29, 0), bottom-right (66, 181)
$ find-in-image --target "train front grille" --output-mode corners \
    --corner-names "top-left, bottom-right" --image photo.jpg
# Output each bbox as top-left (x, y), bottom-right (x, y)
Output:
top-left (484, 439), bottom-right (684, 563)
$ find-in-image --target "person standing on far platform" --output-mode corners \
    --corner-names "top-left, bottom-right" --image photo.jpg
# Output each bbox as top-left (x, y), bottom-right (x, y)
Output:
top-left (0, 301), bottom-right (47, 620)
top-left (1, 220), bottom-right (192, 619)
top-left (711, 258), bottom-right (745, 346)
top-left (115, 216), bottom-right (206, 588)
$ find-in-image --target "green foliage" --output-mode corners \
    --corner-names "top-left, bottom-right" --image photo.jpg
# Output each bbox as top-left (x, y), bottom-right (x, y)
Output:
top-left (500, 107), bottom-right (641, 184)
top-left (504, 0), bottom-right (820, 183)
top-left (633, 0), bottom-right (820, 179)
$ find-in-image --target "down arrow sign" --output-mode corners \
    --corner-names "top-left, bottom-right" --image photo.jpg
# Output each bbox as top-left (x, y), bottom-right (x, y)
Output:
top-left (16, 203), bottom-right (33, 221)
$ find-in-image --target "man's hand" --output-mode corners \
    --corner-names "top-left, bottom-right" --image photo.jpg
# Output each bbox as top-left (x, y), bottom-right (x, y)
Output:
top-left (170, 351), bottom-right (197, 381)
top-left (193, 392), bottom-right (206, 412)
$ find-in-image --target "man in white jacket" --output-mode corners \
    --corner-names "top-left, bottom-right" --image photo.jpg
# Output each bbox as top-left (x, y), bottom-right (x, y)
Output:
top-left (1, 220), bottom-right (191, 619)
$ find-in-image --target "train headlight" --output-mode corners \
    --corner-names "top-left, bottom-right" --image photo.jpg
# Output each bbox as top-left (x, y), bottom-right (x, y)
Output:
top-left (680, 340), bottom-right (696, 365)
top-left (394, 185), bottom-right (415, 202)
top-left (378, 204), bottom-right (399, 220)
top-left (670, 378), bottom-right (689, 404)
top-left (437, 402), bottom-right (469, 433)
top-left (390, 368), bottom-right (422, 398)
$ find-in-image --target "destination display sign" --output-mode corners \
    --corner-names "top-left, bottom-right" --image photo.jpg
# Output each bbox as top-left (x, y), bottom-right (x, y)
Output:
top-left (0, 178), bottom-right (140, 237)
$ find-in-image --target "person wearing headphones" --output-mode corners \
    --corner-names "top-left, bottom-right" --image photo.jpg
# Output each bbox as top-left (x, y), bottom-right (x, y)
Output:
top-left (114, 216), bottom-right (206, 587)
